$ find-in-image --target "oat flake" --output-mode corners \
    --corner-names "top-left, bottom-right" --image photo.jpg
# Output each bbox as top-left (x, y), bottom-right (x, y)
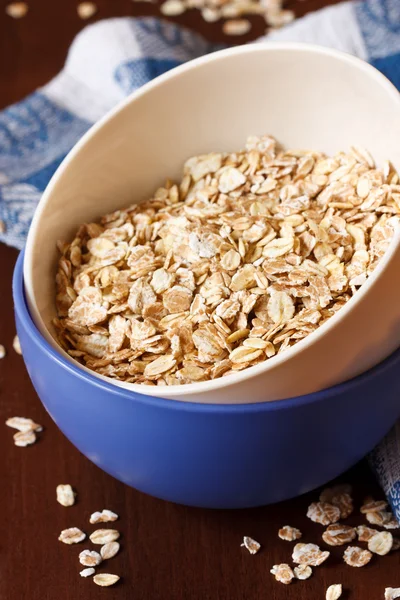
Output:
top-left (93, 573), bottom-right (120, 587)
top-left (56, 484), bottom-right (76, 507)
top-left (90, 509), bottom-right (118, 524)
top-left (58, 527), bottom-right (86, 544)
top-left (270, 563), bottom-right (294, 584)
top-left (278, 525), bottom-right (302, 541)
top-left (241, 536), bottom-right (261, 554)
top-left (326, 584), bottom-right (342, 600)
top-left (89, 529), bottom-right (120, 545)
top-left (343, 546), bottom-right (372, 567)
top-left (100, 541), bottom-right (120, 560)
top-left (368, 531), bottom-right (393, 555)
top-left (13, 430), bottom-right (36, 447)
top-left (79, 549), bottom-right (102, 566)
top-left (80, 567), bottom-right (95, 577)
top-left (294, 565), bottom-right (312, 580)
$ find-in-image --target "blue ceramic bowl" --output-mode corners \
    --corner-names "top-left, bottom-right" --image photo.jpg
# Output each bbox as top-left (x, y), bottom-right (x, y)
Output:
top-left (14, 252), bottom-right (400, 508)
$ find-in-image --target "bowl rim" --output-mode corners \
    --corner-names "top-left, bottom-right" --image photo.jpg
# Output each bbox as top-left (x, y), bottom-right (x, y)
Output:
top-left (23, 41), bottom-right (400, 400)
top-left (15, 250), bottom-right (400, 412)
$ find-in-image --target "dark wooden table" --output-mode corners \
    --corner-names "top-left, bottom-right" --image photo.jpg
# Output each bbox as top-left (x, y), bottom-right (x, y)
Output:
top-left (1, 1), bottom-right (398, 598)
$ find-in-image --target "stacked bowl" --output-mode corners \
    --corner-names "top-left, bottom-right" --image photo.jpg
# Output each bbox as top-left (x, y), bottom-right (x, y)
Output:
top-left (14, 43), bottom-right (400, 508)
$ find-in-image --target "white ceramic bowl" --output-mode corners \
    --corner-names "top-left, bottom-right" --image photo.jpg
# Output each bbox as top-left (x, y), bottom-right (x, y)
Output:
top-left (23, 43), bottom-right (400, 404)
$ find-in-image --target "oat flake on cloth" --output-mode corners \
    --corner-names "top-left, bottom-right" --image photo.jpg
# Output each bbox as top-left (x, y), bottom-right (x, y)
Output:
top-left (1, 0), bottom-right (400, 516)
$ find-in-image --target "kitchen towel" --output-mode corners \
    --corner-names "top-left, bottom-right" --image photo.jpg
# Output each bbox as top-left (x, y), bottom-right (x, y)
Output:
top-left (1, 0), bottom-right (400, 516)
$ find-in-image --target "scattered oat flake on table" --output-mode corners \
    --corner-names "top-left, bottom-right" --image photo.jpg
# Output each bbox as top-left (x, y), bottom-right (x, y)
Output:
top-left (79, 549), bottom-right (102, 566)
top-left (101, 541), bottom-right (120, 560)
top-left (331, 492), bottom-right (354, 519)
top-left (6, 416), bottom-right (42, 432)
top-left (56, 484), bottom-right (76, 507)
top-left (326, 584), bottom-right (342, 600)
top-left (320, 484), bottom-right (352, 503)
top-left (93, 573), bottom-right (120, 587)
top-left (241, 536), bottom-right (261, 554)
top-left (222, 19), bottom-right (251, 36)
top-left (360, 499), bottom-right (388, 514)
top-left (322, 524), bottom-right (356, 546)
top-left (278, 525), bottom-right (302, 541)
top-left (90, 509), bottom-right (118, 524)
top-left (270, 563), bottom-right (294, 585)
top-left (80, 567), bottom-right (95, 578)
top-left (356, 525), bottom-right (379, 542)
top-left (13, 430), bottom-right (37, 447)
top-left (77, 2), bottom-right (97, 19)
top-left (343, 546), bottom-right (372, 567)
top-left (368, 531), bottom-right (393, 555)
top-left (366, 510), bottom-right (395, 527)
top-left (160, 0), bottom-right (185, 15)
top-left (383, 514), bottom-right (400, 530)
top-left (13, 335), bottom-right (22, 355)
top-left (58, 527), bottom-right (86, 544)
top-left (385, 588), bottom-right (400, 599)
top-left (5, 2), bottom-right (28, 18)
top-left (307, 502), bottom-right (340, 525)
top-left (294, 565), bottom-right (312, 580)
top-left (292, 543), bottom-right (330, 566)
top-left (90, 529), bottom-right (120, 545)
top-left (0, 344), bottom-right (5, 359)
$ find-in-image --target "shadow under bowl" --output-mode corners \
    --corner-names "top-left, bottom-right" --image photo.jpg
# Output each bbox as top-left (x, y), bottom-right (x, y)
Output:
top-left (14, 252), bottom-right (400, 508)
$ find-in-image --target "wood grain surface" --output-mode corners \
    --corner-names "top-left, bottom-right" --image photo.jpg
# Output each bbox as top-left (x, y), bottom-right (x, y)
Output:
top-left (0, 1), bottom-right (398, 598)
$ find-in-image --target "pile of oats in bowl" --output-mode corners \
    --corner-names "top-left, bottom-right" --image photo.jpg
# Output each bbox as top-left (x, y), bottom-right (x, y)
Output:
top-left (53, 134), bottom-right (400, 387)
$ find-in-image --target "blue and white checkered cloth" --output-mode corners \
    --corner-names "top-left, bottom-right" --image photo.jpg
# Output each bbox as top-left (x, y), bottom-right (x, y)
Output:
top-left (1, 0), bottom-right (400, 515)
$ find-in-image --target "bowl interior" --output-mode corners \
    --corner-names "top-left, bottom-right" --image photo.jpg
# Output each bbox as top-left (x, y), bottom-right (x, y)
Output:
top-left (23, 43), bottom-right (400, 399)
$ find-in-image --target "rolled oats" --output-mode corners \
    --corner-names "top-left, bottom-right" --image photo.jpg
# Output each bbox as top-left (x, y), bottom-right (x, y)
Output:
top-left (360, 499), bottom-right (388, 514)
top-left (270, 563), bottom-right (294, 584)
top-left (292, 543), bottom-right (330, 566)
top-left (222, 18), bottom-right (251, 35)
top-left (356, 525), bottom-right (378, 542)
top-left (13, 335), bottom-right (22, 355)
top-left (278, 525), bottom-right (302, 541)
top-left (6, 416), bottom-right (42, 433)
top-left (294, 565), bottom-right (312, 580)
top-left (331, 493), bottom-right (354, 519)
top-left (58, 527), bottom-right (86, 544)
top-left (368, 531), bottom-right (393, 555)
top-left (79, 549), bottom-right (102, 566)
top-left (77, 2), bottom-right (97, 19)
top-left (366, 510), bottom-right (395, 527)
top-left (0, 344), bottom-right (5, 359)
top-left (93, 573), bottom-right (120, 587)
top-left (385, 589), bottom-right (400, 600)
top-left (241, 536), bottom-right (261, 554)
top-left (56, 484), bottom-right (76, 507)
top-left (80, 567), bottom-right (95, 577)
top-left (13, 430), bottom-right (37, 447)
top-left (343, 546), bottom-right (372, 567)
top-left (5, 1), bottom-right (28, 18)
top-left (307, 502), bottom-right (341, 526)
top-left (101, 541), bottom-right (120, 560)
top-left (89, 529), bottom-right (120, 545)
top-left (326, 584), bottom-right (342, 600)
top-left (90, 510), bottom-right (118, 524)
top-left (322, 524), bottom-right (356, 546)
top-left (54, 136), bottom-right (399, 387)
